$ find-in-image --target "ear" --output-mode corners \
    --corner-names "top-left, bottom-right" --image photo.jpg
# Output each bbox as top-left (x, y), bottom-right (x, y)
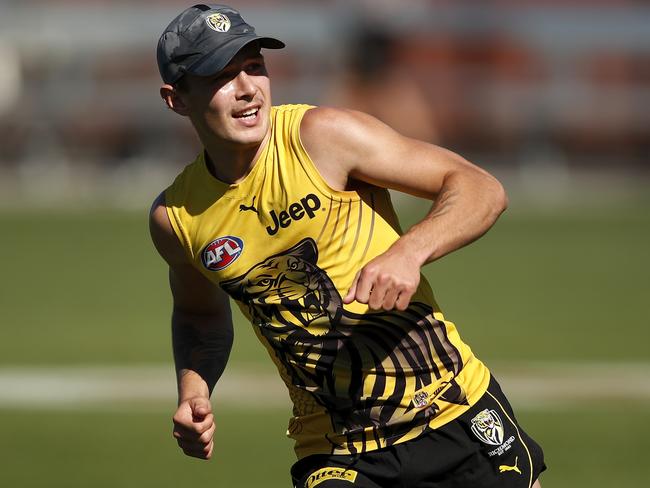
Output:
top-left (290, 238), bottom-right (318, 264)
top-left (160, 84), bottom-right (189, 116)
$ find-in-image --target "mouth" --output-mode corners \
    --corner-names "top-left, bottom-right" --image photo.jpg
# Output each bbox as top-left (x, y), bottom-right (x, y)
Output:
top-left (233, 106), bottom-right (261, 125)
top-left (295, 291), bottom-right (326, 325)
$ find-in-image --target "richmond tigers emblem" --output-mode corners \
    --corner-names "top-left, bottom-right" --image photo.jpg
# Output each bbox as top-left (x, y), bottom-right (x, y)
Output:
top-left (471, 409), bottom-right (505, 446)
top-left (221, 238), bottom-right (468, 453)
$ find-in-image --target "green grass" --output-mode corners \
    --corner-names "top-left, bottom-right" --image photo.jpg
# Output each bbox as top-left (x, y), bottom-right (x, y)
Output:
top-left (0, 204), bottom-right (649, 487)
top-left (1, 204), bottom-right (648, 366)
top-left (420, 206), bottom-right (650, 362)
top-left (0, 406), bottom-right (294, 488)
top-left (0, 404), bottom-right (648, 487)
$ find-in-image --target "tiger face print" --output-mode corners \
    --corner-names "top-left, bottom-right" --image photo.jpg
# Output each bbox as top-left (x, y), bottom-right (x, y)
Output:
top-left (221, 238), bottom-right (467, 453)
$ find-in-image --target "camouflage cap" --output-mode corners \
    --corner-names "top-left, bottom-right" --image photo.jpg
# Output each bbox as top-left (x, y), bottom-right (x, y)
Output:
top-left (157, 4), bottom-right (284, 84)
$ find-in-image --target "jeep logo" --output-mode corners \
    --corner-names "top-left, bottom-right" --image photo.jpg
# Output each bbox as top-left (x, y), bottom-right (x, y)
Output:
top-left (266, 193), bottom-right (321, 236)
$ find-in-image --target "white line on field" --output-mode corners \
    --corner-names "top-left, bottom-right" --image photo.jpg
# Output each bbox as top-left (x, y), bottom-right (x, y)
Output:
top-left (0, 361), bottom-right (648, 411)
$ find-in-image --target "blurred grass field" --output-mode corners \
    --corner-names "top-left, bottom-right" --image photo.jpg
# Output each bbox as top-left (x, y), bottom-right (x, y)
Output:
top-left (1, 199), bottom-right (649, 487)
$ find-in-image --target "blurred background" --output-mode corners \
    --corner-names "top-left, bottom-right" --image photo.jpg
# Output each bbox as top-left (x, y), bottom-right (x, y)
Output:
top-left (0, 0), bottom-right (648, 486)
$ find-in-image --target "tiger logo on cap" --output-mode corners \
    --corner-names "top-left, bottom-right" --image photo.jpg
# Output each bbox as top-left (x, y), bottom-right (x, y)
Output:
top-left (206, 13), bottom-right (231, 32)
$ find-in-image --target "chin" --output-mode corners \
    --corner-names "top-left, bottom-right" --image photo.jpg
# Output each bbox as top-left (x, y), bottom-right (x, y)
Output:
top-left (231, 122), bottom-right (269, 146)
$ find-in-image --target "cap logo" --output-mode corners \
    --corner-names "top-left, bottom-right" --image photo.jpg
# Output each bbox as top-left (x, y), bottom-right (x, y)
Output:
top-left (206, 13), bottom-right (231, 32)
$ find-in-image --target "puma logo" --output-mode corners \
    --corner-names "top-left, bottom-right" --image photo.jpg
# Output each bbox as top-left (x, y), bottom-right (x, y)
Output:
top-left (499, 456), bottom-right (522, 475)
top-left (239, 196), bottom-right (259, 214)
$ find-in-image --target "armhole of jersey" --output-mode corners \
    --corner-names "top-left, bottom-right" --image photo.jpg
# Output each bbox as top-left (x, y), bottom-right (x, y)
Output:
top-left (164, 193), bottom-right (196, 262)
top-left (292, 106), bottom-right (361, 202)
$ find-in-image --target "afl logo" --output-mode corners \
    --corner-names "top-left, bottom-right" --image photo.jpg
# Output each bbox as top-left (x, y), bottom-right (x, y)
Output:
top-left (202, 236), bottom-right (243, 271)
top-left (205, 13), bottom-right (231, 32)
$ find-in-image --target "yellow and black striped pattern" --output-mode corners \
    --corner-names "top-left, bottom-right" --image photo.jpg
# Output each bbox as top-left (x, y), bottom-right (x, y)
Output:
top-left (164, 104), bottom-right (490, 459)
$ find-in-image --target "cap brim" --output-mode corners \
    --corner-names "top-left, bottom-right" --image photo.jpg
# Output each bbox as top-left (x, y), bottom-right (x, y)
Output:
top-left (184, 35), bottom-right (285, 79)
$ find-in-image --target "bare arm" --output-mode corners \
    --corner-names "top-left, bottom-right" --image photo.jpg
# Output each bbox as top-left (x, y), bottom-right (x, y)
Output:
top-left (301, 107), bottom-right (508, 310)
top-left (149, 193), bottom-right (234, 459)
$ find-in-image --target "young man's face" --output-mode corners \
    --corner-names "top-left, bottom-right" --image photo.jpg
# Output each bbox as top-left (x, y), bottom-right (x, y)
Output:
top-left (174, 43), bottom-right (272, 149)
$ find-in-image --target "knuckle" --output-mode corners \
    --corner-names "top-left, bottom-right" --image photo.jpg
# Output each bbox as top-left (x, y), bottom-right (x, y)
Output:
top-left (403, 283), bottom-right (415, 293)
top-left (376, 273), bottom-right (388, 285)
top-left (362, 265), bottom-right (377, 278)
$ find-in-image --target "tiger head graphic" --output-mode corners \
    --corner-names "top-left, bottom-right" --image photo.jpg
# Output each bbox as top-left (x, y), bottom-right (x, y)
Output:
top-left (220, 238), bottom-right (343, 336)
top-left (470, 408), bottom-right (505, 446)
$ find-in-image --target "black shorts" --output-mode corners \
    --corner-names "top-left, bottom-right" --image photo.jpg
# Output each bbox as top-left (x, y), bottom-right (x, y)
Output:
top-left (291, 375), bottom-right (546, 488)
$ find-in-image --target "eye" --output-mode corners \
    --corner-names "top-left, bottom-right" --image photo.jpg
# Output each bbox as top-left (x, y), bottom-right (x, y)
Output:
top-left (256, 278), bottom-right (272, 287)
top-left (245, 60), bottom-right (266, 75)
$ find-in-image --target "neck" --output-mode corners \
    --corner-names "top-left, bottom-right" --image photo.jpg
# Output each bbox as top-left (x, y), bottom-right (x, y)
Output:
top-left (202, 131), bottom-right (270, 184)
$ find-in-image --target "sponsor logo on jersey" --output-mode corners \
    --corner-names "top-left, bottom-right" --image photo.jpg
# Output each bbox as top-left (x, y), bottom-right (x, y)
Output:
top-left (266, 193), bottom-right (321, 236)
top-left (305, 467), bottom-right (357, 488)
top-left (205, 13), bottom-right (231, 32)
top-left (202, 236), bottom-right (243, 271)
top-left (499, 456), bottom-right (522, 474)
top-left (470, 408), bottom-right (505, 446)
top-left (239, 196), bottom-right (259, 214)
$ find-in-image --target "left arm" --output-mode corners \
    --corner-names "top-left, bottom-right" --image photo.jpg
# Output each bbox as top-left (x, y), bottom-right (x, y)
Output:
top-left (301, 107), bottom-right (508, 311)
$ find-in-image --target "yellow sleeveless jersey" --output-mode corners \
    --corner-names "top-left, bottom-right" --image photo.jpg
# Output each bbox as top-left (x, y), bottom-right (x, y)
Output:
top-left (164, 104), bottom-right (490, 459)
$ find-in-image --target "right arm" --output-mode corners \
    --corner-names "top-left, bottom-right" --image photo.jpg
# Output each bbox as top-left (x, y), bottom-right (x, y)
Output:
top-left (149, 193), bottom-right (234, 460)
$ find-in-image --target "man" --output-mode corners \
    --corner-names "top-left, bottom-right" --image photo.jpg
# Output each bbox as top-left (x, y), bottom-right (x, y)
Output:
top-left (150, 4), bottom-right (545, 487)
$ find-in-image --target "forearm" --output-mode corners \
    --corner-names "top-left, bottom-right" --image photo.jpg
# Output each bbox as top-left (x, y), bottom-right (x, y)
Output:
top-left (397, 171), bottom-right (508, 266)
top-left (171, 308), bottom-right (234, 403)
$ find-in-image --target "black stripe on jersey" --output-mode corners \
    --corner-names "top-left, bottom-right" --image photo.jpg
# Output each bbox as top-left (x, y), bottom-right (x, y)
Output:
top-left (337, 199), bottom-right (353, 254)
top-left (362, 316), bottom-right (438, 382)
top-left (359, 193), bottom-right (376, 263)
top-left (426, 314), bottom-right (463, 375)
top-left (350, 199), bottom-right (363, 258)
top-left (403, 303), bottom-right (462, 376)
top-left (327, 197), bottom-right (343, 246)
top-left (316, 195), bottom-right (334, 244)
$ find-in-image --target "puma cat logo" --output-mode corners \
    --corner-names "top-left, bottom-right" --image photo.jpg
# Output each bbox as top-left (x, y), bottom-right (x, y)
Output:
top-left (239, 196), bottom-right (259, 214)
top-left (499, 456), bottom-right (522, 475)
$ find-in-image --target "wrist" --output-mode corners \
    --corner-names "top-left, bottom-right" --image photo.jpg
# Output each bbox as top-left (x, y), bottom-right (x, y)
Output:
top-left (394, 230), bottom-right (435, 267)
top-left (177, 369), bottom-right (210, 404)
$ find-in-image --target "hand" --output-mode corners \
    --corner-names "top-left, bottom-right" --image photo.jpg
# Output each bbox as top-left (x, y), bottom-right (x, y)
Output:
top-left (172, 396), bottom-right (215, 460)
top-left (343, 246), bottom-right (421, 311)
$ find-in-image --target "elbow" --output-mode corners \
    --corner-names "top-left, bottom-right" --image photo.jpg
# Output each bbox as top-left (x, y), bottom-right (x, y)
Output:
top-left (485, 174), bottom-right (508, 220)
top-left (495, 178), bottom-right (509, 215)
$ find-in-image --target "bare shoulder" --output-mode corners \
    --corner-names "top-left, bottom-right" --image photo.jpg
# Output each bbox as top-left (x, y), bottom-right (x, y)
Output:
top-left (300, 106), bottom-right (404, 190)
top-left (300, 106), bottom-right (501, 199)
top-left (301, 106), bottom-right (400, 158)
top-left (149, 191), bottom-right (186, 267)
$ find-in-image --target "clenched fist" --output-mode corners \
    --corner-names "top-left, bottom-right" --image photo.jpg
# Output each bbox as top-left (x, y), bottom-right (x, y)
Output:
top-left (172, 396), bottom-right (215, 460)
top-left (343, 245), bottom-right (421, 311)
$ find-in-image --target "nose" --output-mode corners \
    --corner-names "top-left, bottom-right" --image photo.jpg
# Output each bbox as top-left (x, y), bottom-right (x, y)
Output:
top-left (234, 70), bottom-right (256, 100)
